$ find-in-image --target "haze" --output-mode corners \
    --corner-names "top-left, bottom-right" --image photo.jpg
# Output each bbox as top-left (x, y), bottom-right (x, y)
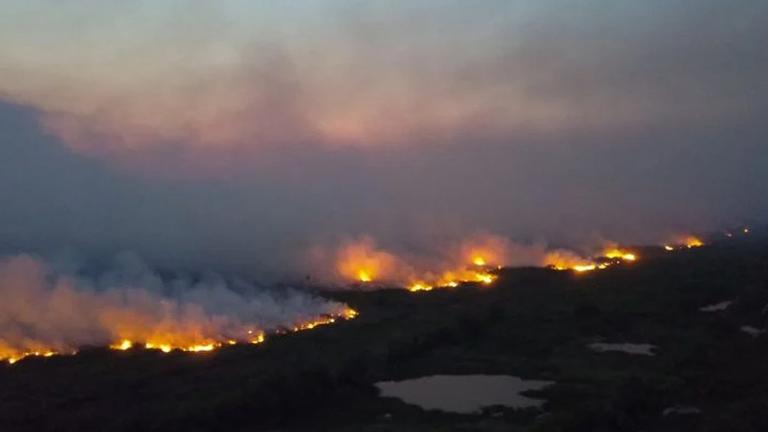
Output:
top-left (1, 1), bottom-right (766, 279)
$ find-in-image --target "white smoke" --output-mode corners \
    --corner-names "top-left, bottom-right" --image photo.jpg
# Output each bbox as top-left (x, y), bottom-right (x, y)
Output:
top-left (0, 252), bottom-right (351, 361)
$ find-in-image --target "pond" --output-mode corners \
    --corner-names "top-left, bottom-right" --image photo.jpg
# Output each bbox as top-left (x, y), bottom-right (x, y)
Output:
top-left (588, 342), bottom-right (657, 355)
top-left (375, 374), bottom-right (553, 414)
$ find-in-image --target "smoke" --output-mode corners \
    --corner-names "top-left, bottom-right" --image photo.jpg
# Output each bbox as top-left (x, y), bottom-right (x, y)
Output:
top-left (309, 233), bottom-right (602, 289)
top-left (0, 2), bottom-right (766, 280)
top-left (0, 1), bottom-right (766, 173)
top-left (0, 252), bottom-right (351, 362)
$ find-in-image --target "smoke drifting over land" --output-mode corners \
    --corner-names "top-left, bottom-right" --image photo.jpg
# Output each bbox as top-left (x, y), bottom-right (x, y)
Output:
top-left (0, 252), bottom-right (350, 363)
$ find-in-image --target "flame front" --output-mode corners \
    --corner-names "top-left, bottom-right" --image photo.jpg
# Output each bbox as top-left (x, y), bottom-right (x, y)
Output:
top-left (544, 249), bottom-right (598, 272)
top-left (3, 307), bottom-right (358, 364)
top-left (602, 248), bottom-right (637, 262)
top-left (544, 245), bottom-right (638, 273)
top-left (101, 308), bottom-right (357, 357)
top-left (334, 235), bottom-right (649, 289)
top-left (334, 235), bottom-right (502, 292)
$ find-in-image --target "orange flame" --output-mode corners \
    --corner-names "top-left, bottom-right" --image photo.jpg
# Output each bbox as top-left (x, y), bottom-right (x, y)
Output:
top-left (664, 236), bottom-right (704, 250)
top-left (335, 236), bottom-right (402, 285)
top-left (3, 308), bottom-right (358, 364)
top-left (602, 248), bottom-right (637, 262)
top-left (334, 235), bottom-right (646, 289)
top-left (543, 249), bottom-right (598, 272)
top-left (334, 235), bottom-right (502, 292)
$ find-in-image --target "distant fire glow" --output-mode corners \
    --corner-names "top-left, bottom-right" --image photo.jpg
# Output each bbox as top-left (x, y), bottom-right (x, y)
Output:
top-left (664, 236), bottom-right (705, 251)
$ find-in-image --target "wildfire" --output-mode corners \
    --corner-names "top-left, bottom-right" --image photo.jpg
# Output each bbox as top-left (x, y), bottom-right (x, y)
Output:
top-left (6, 351), bottom-right (58, 365)
top-left (111, 339), bottom-right (133, 350)
top-left (334, 235), bottom-right (503, 292)
top-left (405, 256), bottom-right (499, 292)
top-left (408, 282), bottom-right (434, 292)
top-left (572, 264), bottom-right (597, 272)
top-left (602, 248), bottom-right (637, 262)
top-left (406, 268), bottom-right (497, 292)
top-left (357, 270), bottom-right (373, 283)
top-left (335, 236), bottom-right (401, 285)
top-left (664, 236), bottom-right (705, 251)
top-left (334, 235), bottom-right (650, 290)
top-left (544, 245), bottom-right (638, 274)
top-left (544, 249), bottom-right (600, 273)
top-left (3, 308), bottom-right (358, 365)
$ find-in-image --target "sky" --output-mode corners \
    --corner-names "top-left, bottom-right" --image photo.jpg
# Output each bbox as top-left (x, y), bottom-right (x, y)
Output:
top-left (0, 0), bottom-right (766, 279)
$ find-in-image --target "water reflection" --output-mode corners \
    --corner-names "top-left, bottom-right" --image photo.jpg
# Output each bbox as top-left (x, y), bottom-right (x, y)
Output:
top-left (376, 374), bottom-right (553, 414)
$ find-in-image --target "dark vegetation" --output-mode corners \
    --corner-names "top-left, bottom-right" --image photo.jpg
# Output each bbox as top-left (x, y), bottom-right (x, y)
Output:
top-left (1, 235), bottom-right (767, 431)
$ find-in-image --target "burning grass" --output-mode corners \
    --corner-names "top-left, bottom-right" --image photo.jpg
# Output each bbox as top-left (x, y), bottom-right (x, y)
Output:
top-left (334, 235), bottom-right (649, 290)
top-left (0, 253), bottom-right (359, 365)
top-left (4, 307), bottom-right (358, 365)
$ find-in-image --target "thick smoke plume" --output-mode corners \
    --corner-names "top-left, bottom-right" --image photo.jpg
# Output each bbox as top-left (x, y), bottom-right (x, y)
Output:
top-left (0, 252), bottom-right (352, 363)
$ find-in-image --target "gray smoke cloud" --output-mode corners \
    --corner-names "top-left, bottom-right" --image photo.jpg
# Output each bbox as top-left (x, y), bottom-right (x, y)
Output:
top-left (0, 1), bottom-right (766, 280)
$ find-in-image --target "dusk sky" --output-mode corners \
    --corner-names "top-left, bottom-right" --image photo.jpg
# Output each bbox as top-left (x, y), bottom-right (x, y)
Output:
top-left (1, 1), bottom-right (766, 278)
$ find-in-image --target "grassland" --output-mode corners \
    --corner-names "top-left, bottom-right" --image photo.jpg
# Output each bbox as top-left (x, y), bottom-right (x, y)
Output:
top-left (1, 237), bottom-right (767, 431)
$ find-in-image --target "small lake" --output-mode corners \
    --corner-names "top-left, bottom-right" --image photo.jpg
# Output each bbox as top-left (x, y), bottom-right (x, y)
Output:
top-left (588, 342), bottom-right (657, 355)
top-left (375, 374), bottom-right (553, 414)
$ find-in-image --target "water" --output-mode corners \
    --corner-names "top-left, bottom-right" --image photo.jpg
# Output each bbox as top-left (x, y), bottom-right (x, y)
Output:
top-left (588, 342), bottom-right (657, 355)
top-left (375, 374), bottom-right (553, 414)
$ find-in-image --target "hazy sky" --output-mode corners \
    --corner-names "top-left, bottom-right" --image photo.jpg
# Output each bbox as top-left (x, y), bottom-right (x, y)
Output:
top-left (0, 1), bottom-right (766, 277)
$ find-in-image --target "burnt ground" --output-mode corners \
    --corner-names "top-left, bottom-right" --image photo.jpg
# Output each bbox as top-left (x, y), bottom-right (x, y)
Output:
top-left (1, 236), bottom-right (768, 431)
